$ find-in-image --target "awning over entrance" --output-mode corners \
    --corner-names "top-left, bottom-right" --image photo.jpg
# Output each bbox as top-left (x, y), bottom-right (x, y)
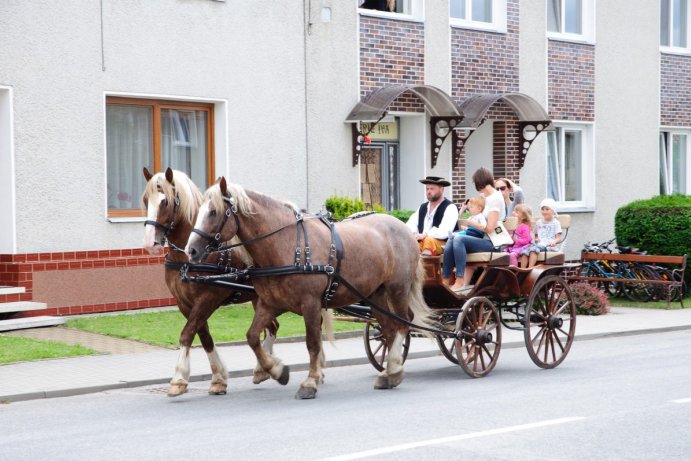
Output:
top-left (345, 86), bottom-right (551, 168)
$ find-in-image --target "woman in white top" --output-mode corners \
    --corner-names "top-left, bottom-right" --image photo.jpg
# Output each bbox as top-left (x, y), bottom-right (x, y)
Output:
top-left (442, 167), bottom-right (506, 293)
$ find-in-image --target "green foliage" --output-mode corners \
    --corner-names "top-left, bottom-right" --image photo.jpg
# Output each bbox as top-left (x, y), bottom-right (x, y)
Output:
top-left (615, 194), bottom-right (691, 284)
top-left (0, 335), bottom-right (97, 364)
top-left (570, 283), bottom-right (610, 316)
top-left (324, 195), bottom-right (413, 223)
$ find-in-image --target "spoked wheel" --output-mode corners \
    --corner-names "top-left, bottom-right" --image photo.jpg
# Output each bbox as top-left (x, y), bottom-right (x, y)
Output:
top-left (363, 322), bottom-right (411, 372)
top-left (436, 330), bottom-right (459, 364)
top-left (454, 297), bottom-right (502, 378)
top-left (623, 265), bottom-right (658, 302)
top-left (524, 275), bottom-right (576, 369)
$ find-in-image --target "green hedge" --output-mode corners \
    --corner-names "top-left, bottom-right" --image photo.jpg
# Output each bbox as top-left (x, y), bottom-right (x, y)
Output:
top-left (324, 195), bottom-right (413, 223)
top-left (614, 194), bottom-right (691, 283)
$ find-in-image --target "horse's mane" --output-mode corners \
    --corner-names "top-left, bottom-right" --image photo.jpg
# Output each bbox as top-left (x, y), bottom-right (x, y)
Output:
top-left (142, 170), bottom-right (203, 226)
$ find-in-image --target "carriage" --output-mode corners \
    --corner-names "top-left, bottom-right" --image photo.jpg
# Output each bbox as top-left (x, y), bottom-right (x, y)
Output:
top-left (334, 214), bottom-right (577, 379)
top-left (144, 168), bottom-right (576, 399)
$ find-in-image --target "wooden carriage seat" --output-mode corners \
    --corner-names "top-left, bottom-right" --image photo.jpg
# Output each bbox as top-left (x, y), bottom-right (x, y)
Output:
top-left (534, 214), bottom-right (570, 265)
top-left (461, 216), bottom-right (517, 266)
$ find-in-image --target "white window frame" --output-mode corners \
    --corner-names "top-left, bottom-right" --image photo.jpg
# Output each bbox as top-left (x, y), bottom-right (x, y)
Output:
top-left (546, 0), bottom-right (596, 44)
top-left (545, 121), bottom-right (595, 211)
top-left (660, 129), bottom-right (690, 195)
top-left (449, 0), bottom-right (507, 33)
top-left (357, 0), bottom-right (424, 23)
top-left (661, 0), bottom-right (691, 55)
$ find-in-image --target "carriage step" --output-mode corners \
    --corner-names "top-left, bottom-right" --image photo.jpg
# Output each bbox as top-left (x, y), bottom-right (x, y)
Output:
top-left (0, 301), bottom-right (48, 314)
top-left (0, 286), bottom-right (26, 295)
top-left (0, 316), bottom-right (65, 332)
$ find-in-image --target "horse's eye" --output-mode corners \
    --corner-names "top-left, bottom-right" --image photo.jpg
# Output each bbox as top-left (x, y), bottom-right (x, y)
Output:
top-left (161, 199), bottom-right (168, 208)
top-left (209, 209), bottom-right (217, 217)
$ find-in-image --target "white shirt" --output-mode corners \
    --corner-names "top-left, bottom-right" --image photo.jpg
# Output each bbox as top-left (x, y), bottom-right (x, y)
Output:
top-left (406, 200), bottom-right (459, 240)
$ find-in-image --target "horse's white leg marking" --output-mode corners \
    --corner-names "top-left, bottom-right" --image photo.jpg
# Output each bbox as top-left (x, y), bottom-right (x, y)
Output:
top-left (168, 346), bottom-right (191, 397)
top-left (252, 331), bottom-right (276, 384)
top-left (374, 331), bottom-right (405, 390)
top-left (206, 348), bottom-right (228, 395)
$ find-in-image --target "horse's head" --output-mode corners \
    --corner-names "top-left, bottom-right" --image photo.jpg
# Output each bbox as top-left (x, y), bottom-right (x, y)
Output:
top-left (142, 167), bottom-right (201, 255)
top-left (186, 176), bottom-right (244, 263)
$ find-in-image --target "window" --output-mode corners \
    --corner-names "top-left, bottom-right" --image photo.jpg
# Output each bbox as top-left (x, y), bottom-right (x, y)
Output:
top-left (547, 0), bottom-right (595, 43)
top-left (106, 97), bottom-right (214, 217)
top-left (358, 0), bottom-right (423, 21)
top-left (660, 131), bottom-right (690, 194)
top-left (661, 0), bottom-right (690, 52)
top-left (546, 123), bottom-right (594, 208)
top-left (450, 0), bottom-right (507, 32)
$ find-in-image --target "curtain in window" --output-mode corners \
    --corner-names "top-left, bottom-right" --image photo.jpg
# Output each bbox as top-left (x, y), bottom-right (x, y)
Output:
top-left (660, 133), bottom-right (670, 195)
top-left (565, 0), bottom-right (582, 34)
top-left (673, 0), bottom-right (688, 47)
top-left (672, 134), bottom-right (687, 193)
top-left (161, 109), bottom-right (208, 189)
top-left (564, 130), bottom-right (582, 201)
top-left (450, 0), bottom-right (466, 19)
top-left (662, 0), bottom-right (671, 46)
top-left (472, 0), bottom-right (491, 22)
top-left (547, 130), bottom-right (562, 201)
top-left (547, 0), bottom-right (561, 32)
top-left (106, 105), bottom-right (153, 210)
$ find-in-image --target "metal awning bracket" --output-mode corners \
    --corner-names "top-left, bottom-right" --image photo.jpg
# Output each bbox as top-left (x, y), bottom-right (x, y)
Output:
top-left (430, 116), bottom-right (464, 168)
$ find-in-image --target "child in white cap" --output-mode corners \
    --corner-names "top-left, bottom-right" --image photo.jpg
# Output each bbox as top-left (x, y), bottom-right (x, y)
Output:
top-left (519, 198), bottom-right (562, 268)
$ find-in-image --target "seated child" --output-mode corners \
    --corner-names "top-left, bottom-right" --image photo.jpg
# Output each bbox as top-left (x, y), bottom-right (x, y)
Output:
top-left (519, 198), bottom-right (562, 268)
top-left (455, 195), bottom-right (486, 239)
top-left (507, 204), bottom-right (532, 267)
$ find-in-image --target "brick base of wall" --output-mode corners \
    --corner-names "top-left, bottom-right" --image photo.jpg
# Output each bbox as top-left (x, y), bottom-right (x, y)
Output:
top-left (0, 249), bottom-right (175, 317)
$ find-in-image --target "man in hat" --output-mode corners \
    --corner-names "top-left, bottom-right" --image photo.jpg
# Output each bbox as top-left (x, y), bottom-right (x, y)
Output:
top-left (405, 176), bottom-right (459, 256)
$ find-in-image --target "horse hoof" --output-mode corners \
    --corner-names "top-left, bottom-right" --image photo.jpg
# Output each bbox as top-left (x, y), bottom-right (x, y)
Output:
top-left (388, 370), bottom-right (404, 388)
top-left (208, 383), bottom-right (227, 395)
top-left (373, 375), bottom-right (393, 390)
top-left (277, 365), bottom-right (290, 386)
top-left (295, 386), bottom-right (317, 400)
top-left (253, 371), bottom-right (271, 385)
top-left (167, 383), bottom-right (188, 397)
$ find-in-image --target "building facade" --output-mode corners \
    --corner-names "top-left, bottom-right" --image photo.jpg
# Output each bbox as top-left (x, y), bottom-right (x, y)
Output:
top-left (0, 0), bottom-right (687, 316)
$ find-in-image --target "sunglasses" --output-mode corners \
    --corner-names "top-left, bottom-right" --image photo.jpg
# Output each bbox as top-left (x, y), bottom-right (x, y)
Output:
top-left (496, 186), bottom-right (508, 191)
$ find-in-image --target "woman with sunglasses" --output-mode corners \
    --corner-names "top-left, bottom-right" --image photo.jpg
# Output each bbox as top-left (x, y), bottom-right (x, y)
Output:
top-left (495, 177), bottom-right (524, 219)
top-left (442, 167), bottom-right (506, 294)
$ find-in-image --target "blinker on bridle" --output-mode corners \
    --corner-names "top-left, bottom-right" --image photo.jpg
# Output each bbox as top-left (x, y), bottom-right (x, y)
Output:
top-left (191, 193), bottom-right (240, 253)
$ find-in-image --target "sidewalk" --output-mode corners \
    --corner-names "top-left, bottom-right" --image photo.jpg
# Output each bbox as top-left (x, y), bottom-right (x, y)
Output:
top-left (2, 306), bottom-right (691, 403)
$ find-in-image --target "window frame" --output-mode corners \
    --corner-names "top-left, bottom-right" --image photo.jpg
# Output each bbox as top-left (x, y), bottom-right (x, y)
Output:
top-left (545, 121), bottom-right (595, 211)
top-left (661, 0), bottom-right (691, 54)
top-left (449, 0), bottom-right (507, 33)
top-left (660, 129), bottom-right (690, 195)
top-left (546, 0), bottom-right (596, 44)
top-left (105, 96), bottom-right (215, 219)
top-left (357, 0), bottom-right (424, 22)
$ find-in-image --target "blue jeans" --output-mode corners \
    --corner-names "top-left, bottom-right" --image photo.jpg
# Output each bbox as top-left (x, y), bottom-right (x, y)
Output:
top-left (442, 234), bottom-right (494, 278)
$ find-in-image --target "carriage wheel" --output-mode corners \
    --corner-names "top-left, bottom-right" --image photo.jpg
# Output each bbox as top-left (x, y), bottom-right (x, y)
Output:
top-left (453, 297), bottom-right (502, 378)
top-left (363, 322), bottom-right (410, 372)
top-left (436, 332), bottom-right (459, 364)
top-left (524, 275), bottom-right (576, 369)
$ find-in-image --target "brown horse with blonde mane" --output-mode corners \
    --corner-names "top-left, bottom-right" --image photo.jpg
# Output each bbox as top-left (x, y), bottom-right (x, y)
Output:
top-left (185, 177), bottom-right (436, 399)
top-left (142, 167), bottom-right (277, 397)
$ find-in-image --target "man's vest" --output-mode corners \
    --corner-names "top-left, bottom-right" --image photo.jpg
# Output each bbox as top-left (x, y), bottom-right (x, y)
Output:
top-left (417, 198), bottom-right (455, 235)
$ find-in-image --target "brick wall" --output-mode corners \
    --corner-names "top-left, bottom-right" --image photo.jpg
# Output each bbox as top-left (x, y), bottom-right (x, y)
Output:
top-left (359, 15), bottom-right (425, 111)
top-left (0, 250), bottom-right (174, 316)
top-left (548, 40), bottom-right (595, 121)
top-left (661, 53), bottom-right (691, 127)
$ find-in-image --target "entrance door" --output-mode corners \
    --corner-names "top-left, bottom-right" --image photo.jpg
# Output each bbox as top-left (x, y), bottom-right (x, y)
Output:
top-left (360, 142), bottom-right (399, 210)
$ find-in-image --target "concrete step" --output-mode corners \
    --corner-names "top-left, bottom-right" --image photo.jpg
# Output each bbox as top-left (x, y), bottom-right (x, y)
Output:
top-left (0, 316), bottom-right (65, 332)
top-left (0, 301), bottom-right (48, 314)
top-left (0, 286), bottom-right (26, 296)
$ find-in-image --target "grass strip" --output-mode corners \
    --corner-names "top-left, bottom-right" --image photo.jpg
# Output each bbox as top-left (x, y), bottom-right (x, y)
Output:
top-left (0, 335), bottom-right (97, 364)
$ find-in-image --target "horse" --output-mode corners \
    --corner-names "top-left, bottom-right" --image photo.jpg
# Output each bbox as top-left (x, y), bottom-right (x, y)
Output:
top-left (141, 167), bottom-right (278, 396)
top-left (185, 177), bottom-right (436, 399)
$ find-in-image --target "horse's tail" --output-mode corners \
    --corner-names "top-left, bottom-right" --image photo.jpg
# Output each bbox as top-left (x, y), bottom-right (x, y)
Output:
top-left (408, 258), bottom-right (437, 338)
top-left (321, 308), bottom-right (335, 345)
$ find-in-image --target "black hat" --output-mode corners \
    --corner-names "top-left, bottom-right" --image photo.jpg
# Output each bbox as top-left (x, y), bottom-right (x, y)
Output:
top-left (419, 176), bottom-right (450, 187)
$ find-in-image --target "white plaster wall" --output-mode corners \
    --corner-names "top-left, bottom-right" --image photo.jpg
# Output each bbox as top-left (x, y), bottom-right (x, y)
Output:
top-left (0, 88), bottom-right (16, 253)
top-left (464, 121), bottom-right (494, 196)
top-left (0, 0), bottom-right (307, 252)
top-left (304, 0), bottom-right (360, 212)
top-left (399, 114), bottom-right (428, 209)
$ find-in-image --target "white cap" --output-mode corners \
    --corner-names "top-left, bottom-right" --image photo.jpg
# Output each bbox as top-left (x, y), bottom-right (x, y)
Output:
top-left (539, 198), bottom-right (558, 215)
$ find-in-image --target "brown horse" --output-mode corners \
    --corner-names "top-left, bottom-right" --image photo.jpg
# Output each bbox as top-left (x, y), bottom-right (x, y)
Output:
top-left (142, 168), bottom-right (277, 396)
top-left (185, 177), bottom-right (436, 399)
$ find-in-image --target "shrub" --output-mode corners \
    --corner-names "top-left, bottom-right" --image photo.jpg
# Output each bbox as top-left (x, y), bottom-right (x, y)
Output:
top-left (614, 194), bottom-right (691, 285)
top-left (570, 282), bottom-right (610, 316)
top-left (324, 195), bottom-right (413, 223)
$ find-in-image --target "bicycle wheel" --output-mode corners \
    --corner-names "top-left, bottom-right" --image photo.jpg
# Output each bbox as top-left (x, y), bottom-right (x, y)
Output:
top-left (654, 267), bottom-right (683, 301)
top-left (623, 264), bottom-right (658, 302)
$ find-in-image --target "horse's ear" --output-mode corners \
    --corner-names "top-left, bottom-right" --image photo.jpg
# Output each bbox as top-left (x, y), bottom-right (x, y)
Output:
top-left (219, 177), bottom-right (228, 195)
top-left (143, 167), bottom-right (153, 182)
top-left (214, 177), bottom-right (222, 184)
top-left (165, 167), bottom-right (174, 184)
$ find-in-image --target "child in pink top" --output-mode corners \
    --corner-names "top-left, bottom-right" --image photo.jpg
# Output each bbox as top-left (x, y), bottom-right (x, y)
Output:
top-left (507, 204), bottom-right (532, 267)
